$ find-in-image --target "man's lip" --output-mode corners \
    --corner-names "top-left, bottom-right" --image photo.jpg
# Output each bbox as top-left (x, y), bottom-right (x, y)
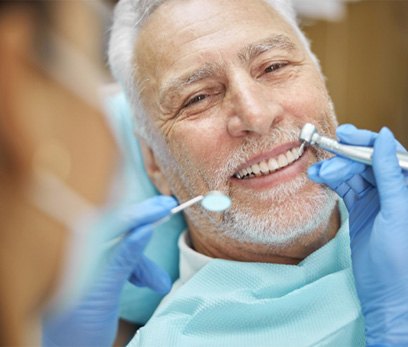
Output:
top-left (232, 141), bottom-right (302, 175)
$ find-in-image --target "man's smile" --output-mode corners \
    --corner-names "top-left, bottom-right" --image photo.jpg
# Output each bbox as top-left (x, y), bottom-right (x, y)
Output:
top-left (231, 142), bottom-right (310, 189)
top-left (233, 145), bottom-right (304, 180)
top-left (233, 143), bottom-right (305, 179)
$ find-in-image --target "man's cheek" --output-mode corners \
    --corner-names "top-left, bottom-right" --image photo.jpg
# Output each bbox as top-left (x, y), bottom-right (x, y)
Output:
top-left (288, 79), bottom-right (328, 113)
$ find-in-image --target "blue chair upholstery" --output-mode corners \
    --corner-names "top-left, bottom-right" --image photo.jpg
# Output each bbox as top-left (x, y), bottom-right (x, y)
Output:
top-left (105, 91), bottom-right (186, 324)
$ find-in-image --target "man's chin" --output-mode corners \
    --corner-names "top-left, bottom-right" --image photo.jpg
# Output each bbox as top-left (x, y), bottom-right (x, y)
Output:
top-left (220, 182), bottom-right (338, 246)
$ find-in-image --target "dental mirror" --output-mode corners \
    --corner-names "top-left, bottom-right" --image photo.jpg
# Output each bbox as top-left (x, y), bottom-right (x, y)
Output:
top-left (200, 191), bottom-right (231, 212)
top-left (170, 191), bottom-right (231, 215)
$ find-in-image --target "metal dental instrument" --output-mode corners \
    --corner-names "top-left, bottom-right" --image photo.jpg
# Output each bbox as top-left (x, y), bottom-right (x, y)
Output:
top-left (154, 191), bottom-right (231, 227)
top-left (299, 123), bottom-right (408, 171)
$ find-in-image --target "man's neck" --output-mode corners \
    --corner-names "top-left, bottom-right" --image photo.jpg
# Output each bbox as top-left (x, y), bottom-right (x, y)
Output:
top-left (187, 207), bottom-right (340, 265)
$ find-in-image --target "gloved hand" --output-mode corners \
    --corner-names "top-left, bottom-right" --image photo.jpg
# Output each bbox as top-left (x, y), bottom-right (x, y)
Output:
top-left (42, 195), bottom-right (177, 347)
top-left (308, 125), bottom-right (408, 346)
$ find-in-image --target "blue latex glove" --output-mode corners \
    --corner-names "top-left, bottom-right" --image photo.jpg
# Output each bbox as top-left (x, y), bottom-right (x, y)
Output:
top-left (42, 195), bottom-right (177, 347)
top-left (308, 125), bottom-right (408, 346)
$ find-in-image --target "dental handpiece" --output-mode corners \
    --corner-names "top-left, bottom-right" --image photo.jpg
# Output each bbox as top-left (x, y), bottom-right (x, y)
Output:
top-left (299, 123), bottom-right (408, 171)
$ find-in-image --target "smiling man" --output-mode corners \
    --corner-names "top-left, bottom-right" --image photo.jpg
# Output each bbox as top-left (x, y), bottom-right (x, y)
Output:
top-left (109, 0), bottom-right (364, 345)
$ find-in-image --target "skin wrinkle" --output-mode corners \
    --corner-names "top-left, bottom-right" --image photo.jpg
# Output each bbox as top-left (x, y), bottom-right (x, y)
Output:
top-left (237, 34), bottom-right (296, 64)
top-left (135, 5), bottom-right (301, 137)
top-left (134, 0), bottom-right (339, 263)
top-left (108, 0), bottom-right (321, 144)
top-left (159, 62), bottom-right (302, 138)
top-left (160, 34), bottom-right (298, 109)
top-left (159, 63), bottom-right (223, 110)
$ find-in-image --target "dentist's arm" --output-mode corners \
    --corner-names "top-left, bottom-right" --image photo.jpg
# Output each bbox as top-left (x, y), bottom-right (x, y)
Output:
top-left (308, 125), bottom-right (408, 347)
top-left (42, 196), bottom-right (177, 347)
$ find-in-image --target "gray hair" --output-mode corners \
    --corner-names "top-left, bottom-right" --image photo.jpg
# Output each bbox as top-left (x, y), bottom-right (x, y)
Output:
top-left (108, 0), bottom-right (319, 144)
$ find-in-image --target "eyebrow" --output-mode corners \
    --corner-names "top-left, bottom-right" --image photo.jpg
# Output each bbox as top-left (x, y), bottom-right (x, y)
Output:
top-left (238, 34), bottom-right (297, 63)
top-left (159, 62), bottom-right (222, 104)
top-left (159, 34), bottom-right (297, 104)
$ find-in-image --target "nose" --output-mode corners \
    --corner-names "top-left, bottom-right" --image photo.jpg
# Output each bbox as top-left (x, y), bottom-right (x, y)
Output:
top-left (226, 76), bottom-right (284, 137)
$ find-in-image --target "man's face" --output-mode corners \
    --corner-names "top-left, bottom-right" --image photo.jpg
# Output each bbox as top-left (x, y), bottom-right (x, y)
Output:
top-left (136, 0), bottom-right (337, 245)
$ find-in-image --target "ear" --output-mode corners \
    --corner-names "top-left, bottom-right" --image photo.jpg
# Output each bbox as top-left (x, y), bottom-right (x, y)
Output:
top-left (139, 138), bottom-right (172, 196)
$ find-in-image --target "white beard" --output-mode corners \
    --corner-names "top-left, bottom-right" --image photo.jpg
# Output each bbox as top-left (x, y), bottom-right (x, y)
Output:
top-left (219, 175), bottom-right (338, 246)
top-left (198, 117), bottom-right (338, 247)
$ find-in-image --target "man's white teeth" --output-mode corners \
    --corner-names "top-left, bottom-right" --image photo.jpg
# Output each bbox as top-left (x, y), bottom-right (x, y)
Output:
top-left (252, 164), bottom-right (261, 176)
top-left (277, 154), bottom-right (288, 167)
top-left (234, 146), bottom-right (304, 179)
top-left (259, 161), bottom-right (269, 174)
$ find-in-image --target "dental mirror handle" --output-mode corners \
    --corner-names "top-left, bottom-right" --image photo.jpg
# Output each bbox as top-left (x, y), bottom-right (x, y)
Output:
top-left (170, 195), bottom-right (204, 214)
top-left (152, 195), bottom-right (204, 227)
top-left (313, 134), bottom-right (408, 171)
top-left (152, 191), bottom-right (230, 227)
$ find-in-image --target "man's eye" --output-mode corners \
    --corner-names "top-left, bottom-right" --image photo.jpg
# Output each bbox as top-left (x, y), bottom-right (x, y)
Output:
top-left (184, 94), bottom-right (207, 108)
top-left (265, 62), bottom-right (287, 73)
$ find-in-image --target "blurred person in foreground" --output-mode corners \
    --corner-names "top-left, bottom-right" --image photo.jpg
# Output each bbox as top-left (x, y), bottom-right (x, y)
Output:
top-left (0, 2), bottom-right (177, 345)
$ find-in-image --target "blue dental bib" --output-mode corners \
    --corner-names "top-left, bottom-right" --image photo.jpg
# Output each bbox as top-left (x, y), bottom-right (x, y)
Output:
top-left (129, 209), bottom-right (365, 347)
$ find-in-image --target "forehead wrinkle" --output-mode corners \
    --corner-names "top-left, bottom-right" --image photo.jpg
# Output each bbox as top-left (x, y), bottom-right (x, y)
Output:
top-left (159, 62), bottom-right (223, 104)
top-left (238, 34), bottom-right (297, 64)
